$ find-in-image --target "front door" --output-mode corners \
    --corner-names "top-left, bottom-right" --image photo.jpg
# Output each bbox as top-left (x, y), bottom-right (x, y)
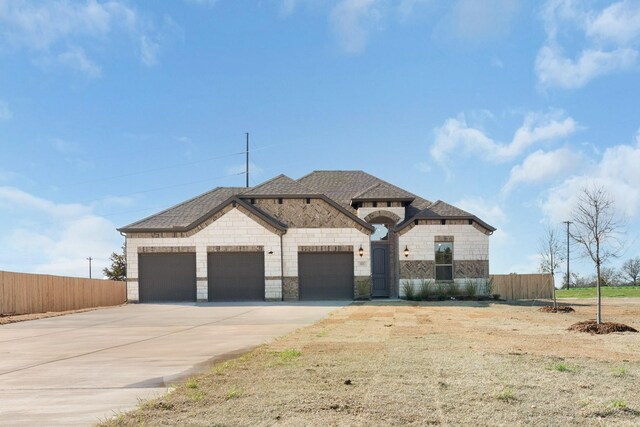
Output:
top-left (371, 243), bottom-right (390, 297)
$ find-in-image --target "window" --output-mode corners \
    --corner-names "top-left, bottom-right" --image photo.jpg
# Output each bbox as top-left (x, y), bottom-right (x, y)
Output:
top-left (371, 224), bottom-right (389, 241)
top-left (435, 242), bottom-right (453, 281)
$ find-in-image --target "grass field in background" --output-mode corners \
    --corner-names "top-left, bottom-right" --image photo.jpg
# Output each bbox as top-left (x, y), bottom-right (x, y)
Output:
top-left (556, 286), bottom-right (640, 298)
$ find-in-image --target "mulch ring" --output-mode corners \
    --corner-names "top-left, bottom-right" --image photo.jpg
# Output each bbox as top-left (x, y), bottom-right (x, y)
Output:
top-left (568, 320), bottom-right (638, 334)
top-left (539, 306), bottom-right (575, 313)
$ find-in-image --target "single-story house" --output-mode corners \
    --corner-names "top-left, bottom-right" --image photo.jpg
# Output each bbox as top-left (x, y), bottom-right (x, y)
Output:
top-left (118, 171), bottom-right (495, 302)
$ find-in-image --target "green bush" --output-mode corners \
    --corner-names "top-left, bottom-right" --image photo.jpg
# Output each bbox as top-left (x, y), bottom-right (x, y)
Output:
top-left (356, 279), bottom-right (370, 299)
top-left (418, 279), bottom-right (432, 300)
top-left (446, 281), bottom-right (458, 296)
top-left (402, 280), bottom-right (415, 300)
top-left (435, 281), bottom-right (447, 297)
top-left (464, 280), bottom-right (477, 297)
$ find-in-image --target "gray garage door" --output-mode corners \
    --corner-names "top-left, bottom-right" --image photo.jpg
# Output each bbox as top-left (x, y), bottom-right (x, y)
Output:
top-left (208, 252), bottom-right (265, 301)
top-left (138, 253), bottom-right (196, 302)
top-left (298, 252), bottom-right (354, 300)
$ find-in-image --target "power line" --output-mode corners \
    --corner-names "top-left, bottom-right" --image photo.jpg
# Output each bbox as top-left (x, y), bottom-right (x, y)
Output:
top-left (76, 171), bottom-right (246, 205)
top-left (58, 150), bottom-right (245, 188)
top-left (56, 142), bottom-right (285, 189)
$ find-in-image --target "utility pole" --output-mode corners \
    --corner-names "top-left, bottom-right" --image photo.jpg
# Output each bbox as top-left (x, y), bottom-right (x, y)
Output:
top-left (87, 256), bottom-right (93, 279)
top-left (245, 132), bottom-right (249, 188)
top-left (563, 221), bottom-right (572, 290)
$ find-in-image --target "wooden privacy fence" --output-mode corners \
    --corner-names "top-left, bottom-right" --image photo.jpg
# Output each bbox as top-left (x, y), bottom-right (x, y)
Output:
top-left (490, 273), bottom-right (554, 300)
top-left (0, 270), bottom-right (126, 316)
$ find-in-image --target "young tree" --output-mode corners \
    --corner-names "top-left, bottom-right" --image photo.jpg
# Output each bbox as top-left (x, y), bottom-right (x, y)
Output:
top-left (539, 225), bottom-right (564, 309)
top-left (571, 186), bottom-right (625, 324)
top-left (103, 245), bottom-right (126, 281)
top-left (621, 257), bottom-right (640, 286)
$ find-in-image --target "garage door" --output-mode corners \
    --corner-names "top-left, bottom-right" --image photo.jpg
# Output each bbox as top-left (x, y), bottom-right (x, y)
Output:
top-left (208, 252), bottom-right (265, 301)
top-left (298, 252), bottom-right (354, 300)
top-left (138, 253), bottom-right (196, 302)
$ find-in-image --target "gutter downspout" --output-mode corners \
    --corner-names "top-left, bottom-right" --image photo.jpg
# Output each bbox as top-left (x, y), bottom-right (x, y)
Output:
top-left (280, 232), bottom-right (284, 301)
top-left (119, 231), bottom-right (127, 303)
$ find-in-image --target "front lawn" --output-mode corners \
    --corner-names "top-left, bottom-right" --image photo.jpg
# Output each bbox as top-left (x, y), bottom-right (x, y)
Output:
top-left (101, 300), bottom-right (640, 426)
top-left (557, 286), bottom-right (640, 299)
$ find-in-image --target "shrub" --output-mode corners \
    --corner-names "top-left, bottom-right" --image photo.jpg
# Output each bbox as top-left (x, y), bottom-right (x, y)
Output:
top-left (435, 281), bottom-right (447, 297)
top-left (185, 378), bottom-right (198, 389)
top-left (356, 279), bottom-right (370, 299)
top-left (418, 279), bottom-right (432, 300)
top-left (446, 281), bottom-right (458, 296)
top-left (402, 280), bottom-right (415, 300)
top-left (464, 280), bottom-right (477, 297)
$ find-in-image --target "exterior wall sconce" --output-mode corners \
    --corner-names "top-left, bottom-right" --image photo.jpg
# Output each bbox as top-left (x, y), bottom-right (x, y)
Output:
top-left (268, 250), bottom-right (274, 255)
top-left (404, 246), bottom-right (409, 257)
top-left (358, 245), bottom-right (364, 257)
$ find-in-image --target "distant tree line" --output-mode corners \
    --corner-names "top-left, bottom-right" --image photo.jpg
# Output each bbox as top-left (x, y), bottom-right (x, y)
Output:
top-left (559, 257), bottom-right (640, 288)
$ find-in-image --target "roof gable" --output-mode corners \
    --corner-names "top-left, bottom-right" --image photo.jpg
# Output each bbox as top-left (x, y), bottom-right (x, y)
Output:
top-left (241, 174), bottom-right (316, 196)
top-left (119, 187), bottom-right (246, 231)
top-left (352, 182), bottom-right (416, 201)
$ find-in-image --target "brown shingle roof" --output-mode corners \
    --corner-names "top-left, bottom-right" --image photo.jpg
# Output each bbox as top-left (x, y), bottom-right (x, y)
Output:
top-left (297, 170), bottom-right (425, 210)
top-left (119, 187), bottom-right (247, 230)
top-left (241, 174), bottom-right (316, 196)
top-left (408, 200), bottom-right (496, 232)
top-left (352, 182), bottom-right (416, 201)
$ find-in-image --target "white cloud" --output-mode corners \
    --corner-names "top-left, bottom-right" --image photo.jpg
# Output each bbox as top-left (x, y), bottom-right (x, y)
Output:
top-left (57, 46), bottom-right (102, 78)
top-left (502, 147), bottom-right (584, 194)
top-left (0, 0), bottom-right (162, 76)
top-left (536, 0), bottom-right (640, 90)
top-left (536, 44), bottom-right (637, 89)
top-left (431, 110), bottom-right (579, 166)
top-left (586, 0), bottom-right (640, 45)
top-left (0, 100), bottom-right (11, 121)
top-left (329, 0), bottom-right (383, 54)
top-left (541, 134), bottom-right (640, 224)
top-left (0, 186), bottom-right (121, 277)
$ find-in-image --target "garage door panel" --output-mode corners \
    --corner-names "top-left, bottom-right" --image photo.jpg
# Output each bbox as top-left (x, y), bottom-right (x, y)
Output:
top-left (299, 252), bottom-right (354, 300)
top-left (139, 253), bottom-right (196, 302)
top-left (208, 252), bottom-right (265, 301)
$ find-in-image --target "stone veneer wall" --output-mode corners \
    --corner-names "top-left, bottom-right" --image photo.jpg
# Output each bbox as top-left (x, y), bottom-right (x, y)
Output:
top-left (125, 207), bottom-right (282, 302)
top-left (253, 198), bottom-right (370, 234)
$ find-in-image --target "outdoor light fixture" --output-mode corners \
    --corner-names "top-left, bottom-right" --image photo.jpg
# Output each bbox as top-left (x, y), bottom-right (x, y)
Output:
top-left (404, 246), bottom-right (409, 257)
top-left (358, 245), bottom-right (364, 257)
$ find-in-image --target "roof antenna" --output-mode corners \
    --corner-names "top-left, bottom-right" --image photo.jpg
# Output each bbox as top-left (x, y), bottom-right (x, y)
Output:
top-left (245, 132), bottom-right (249, 188)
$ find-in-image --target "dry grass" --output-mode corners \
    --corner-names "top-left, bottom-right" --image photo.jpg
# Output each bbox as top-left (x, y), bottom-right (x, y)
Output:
top-left (100, 299), bottom-right (640, 426)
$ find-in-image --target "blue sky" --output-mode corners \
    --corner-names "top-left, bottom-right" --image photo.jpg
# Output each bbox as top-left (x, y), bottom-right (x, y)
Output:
top-left (1, 0), bottom-right (639, 280)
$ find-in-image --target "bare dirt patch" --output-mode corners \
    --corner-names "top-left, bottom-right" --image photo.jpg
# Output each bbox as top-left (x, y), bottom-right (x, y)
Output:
top-left (101, 299), bottom-right (640, 427)
top-left (569, 320), bottom-right (639, 334)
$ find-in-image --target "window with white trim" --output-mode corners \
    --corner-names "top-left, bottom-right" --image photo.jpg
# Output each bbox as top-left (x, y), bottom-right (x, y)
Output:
top-left (435, 242), bottom-right (453, 281)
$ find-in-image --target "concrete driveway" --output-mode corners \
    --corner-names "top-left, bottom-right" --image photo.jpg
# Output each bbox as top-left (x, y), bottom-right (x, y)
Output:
top-left (0, 302), bottom-right (346, 426)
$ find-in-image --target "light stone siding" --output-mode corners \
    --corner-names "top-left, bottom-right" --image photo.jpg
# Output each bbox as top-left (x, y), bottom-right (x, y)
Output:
top-left (399, 223), bottom-right (489, 262)
top-left (125, 207), bottom-right (282, 302)
top-left (281, 228), bottom-right (371, 278)
top-left (357, 207), bottom-right (405, 223)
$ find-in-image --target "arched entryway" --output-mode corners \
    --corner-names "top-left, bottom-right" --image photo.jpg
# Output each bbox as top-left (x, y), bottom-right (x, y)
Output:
top-left (366, 211), bottom-right (400, 298)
